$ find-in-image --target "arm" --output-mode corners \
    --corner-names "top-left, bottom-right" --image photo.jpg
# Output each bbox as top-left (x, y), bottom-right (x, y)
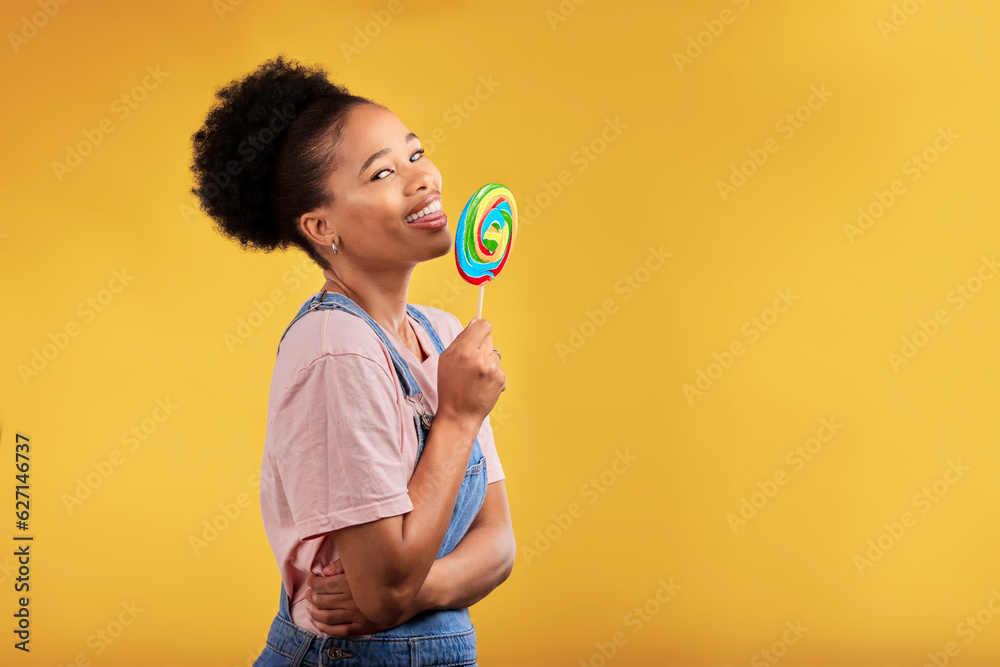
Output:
top-left (328, 412), bottom-right (479, 627)
top-left (308, 479), bottom-right (515, 635)
top-left (412, 479), bottom-right (516, 610)
top-left (328, 319), bottom-right (504, 628)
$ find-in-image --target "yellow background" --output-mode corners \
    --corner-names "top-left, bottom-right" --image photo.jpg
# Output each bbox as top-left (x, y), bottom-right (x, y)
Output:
top-left (1, 0), bottom-right (999, 665)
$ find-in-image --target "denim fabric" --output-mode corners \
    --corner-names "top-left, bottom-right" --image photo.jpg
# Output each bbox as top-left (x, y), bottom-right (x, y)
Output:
top-left (254, 292), bottom-right (487, 666)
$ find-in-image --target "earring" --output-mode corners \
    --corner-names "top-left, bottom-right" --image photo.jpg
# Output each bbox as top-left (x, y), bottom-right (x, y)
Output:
top-left (331, 241), bottom-right (339, 255)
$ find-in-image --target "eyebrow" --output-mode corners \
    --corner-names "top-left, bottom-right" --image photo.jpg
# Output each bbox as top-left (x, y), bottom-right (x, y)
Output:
top-left (358, 132), bottom-right (420, 177)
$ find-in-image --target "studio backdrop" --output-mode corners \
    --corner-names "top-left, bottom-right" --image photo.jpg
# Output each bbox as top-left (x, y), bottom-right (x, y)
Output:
top-left (1, 1), bottom-right (999, 665)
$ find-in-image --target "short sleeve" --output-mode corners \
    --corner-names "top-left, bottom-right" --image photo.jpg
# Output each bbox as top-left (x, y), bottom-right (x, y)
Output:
top-left (267, 353), bottom-right (413, 540)
top-left (476, 412), bottom-right (506, 484)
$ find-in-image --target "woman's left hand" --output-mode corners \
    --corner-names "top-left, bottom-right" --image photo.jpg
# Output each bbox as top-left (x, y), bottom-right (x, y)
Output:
top-left (306, 559), bottom-right (386, 636)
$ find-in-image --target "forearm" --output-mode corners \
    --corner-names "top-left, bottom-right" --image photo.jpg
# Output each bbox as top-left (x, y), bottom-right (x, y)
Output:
top-left (387, 412), bottom-right (481, 604)
top-left (412, 504), bottom-right (516, 611)
top-left (311, 482), bottom-right (515, 633)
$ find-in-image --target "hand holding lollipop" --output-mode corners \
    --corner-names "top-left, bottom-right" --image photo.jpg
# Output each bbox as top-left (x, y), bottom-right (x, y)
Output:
top-left (454, 183), bottom-right (518, 318)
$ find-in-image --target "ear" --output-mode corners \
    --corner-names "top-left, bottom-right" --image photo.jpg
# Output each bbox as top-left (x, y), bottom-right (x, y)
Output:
top-left (298, 209), bottom-right (337, 248)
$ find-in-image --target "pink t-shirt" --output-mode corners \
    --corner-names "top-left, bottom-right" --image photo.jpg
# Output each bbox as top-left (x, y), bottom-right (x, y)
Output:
top-left (259, 294), bottom-right (504, 635)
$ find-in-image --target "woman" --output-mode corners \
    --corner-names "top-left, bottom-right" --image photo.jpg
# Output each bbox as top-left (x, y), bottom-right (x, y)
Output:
top-left (190, 55), bottom-right (516, 666)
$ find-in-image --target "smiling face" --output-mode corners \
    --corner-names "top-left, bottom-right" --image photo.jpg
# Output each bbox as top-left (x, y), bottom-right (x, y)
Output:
top-left (299, 103), bottom-right (452, 274)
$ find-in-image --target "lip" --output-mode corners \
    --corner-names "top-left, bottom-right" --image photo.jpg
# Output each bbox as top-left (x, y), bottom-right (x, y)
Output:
top-left (405, 193), bottom-right (441, 219)
top-left (406, 209), bottom-right (448, 230)
top-left (404, 192), bottom-right (447, 230)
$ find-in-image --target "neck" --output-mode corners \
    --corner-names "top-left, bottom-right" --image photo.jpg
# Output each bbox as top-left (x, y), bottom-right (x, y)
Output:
top-left (321, 262), bottom-right (415, 341)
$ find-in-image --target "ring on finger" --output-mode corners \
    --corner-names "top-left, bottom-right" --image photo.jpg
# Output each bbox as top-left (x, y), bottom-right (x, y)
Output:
top-left (492, 348), bottom-right (502, 361)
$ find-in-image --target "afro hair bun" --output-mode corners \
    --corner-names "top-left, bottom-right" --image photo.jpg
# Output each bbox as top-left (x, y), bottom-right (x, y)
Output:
top-left (189, 54), bottom-right (374, 266)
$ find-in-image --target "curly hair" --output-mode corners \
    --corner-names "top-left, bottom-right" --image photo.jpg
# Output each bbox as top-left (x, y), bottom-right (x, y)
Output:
top-left (189, 54), bottom-right (376, 270)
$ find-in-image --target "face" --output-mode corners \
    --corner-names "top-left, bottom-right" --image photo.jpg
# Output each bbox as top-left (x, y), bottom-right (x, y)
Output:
top-left (303, 103), bottom-right (451, 271)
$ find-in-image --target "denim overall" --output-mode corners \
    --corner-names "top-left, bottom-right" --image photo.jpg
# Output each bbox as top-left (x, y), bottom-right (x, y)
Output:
top-left (254, 291), bottom-right (488, 667)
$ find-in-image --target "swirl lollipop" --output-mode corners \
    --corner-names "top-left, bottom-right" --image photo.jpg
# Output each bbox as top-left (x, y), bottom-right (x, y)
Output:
top-left (455, 183), bottom-right (517, 317)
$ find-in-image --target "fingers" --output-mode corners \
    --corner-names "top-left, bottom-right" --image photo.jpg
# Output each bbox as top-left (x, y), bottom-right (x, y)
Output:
top-left (307, 591), bottom-right (354, 616)
top-left (454, 317), bottom-right (493, 348)
top-left (316, 621), bottom-right (369, 638)
top-left (317, 624), bottom-right (343, 637)
top-left (309, 587), bottom-right (349, 609)
top-left (307, 560), bottom-right (346, 593)
top-left (308, 604), bottom-right (359, 627)
top-left (307, 574), bottom-right (343, 596)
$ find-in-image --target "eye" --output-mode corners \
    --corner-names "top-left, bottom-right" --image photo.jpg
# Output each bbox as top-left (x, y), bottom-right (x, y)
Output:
top-left (371, 149), bottom-right (425, 181)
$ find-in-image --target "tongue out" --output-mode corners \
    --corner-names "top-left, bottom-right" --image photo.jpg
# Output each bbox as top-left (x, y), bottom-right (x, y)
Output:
top-left (405, 208), bottom-right (448, 230)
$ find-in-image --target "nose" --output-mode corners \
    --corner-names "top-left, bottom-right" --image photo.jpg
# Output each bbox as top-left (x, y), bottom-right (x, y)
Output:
top-left (407, 157), bottom-right (437, 193)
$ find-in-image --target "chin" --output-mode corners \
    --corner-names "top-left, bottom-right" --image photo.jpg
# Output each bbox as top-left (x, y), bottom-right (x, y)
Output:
top-left (426, 228), bottom-right (452, 260)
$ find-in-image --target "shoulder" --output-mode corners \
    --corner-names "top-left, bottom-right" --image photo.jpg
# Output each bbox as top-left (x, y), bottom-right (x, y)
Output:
top-left (280, 303), bottom-right (392, 361)
top-left (274, 302), bottom-right (398, 394)
top-left (408, 303), bottom-right (464, 346)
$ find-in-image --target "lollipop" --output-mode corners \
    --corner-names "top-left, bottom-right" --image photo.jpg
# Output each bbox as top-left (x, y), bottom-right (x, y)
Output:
top-left (455, 183), bottom-right (518, 317)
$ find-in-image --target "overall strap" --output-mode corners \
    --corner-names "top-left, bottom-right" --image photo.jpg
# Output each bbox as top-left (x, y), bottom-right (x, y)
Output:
top-left (276, 292), bottom-right (433, 430)
top-left (406, 304), bottom-right (448, 355)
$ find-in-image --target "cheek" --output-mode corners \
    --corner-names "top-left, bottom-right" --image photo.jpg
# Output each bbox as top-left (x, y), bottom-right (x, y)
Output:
top-left (363, 188), bottom-right (403, 219)
top-left (382, 194), bottom-right (406, 221)
top-left (340, 193), bottom-right (401, 240)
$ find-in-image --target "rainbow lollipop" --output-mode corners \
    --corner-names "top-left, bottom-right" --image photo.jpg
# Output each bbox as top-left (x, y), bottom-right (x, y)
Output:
top-left (455, 183), bottom-right (517, 317)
